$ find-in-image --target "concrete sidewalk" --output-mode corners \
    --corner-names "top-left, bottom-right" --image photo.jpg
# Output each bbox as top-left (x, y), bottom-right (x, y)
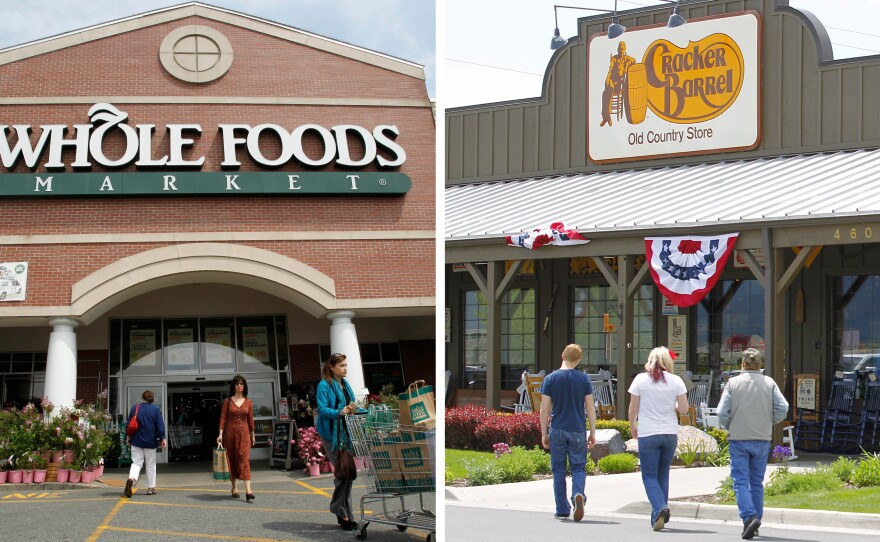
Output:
top-left (446, 460), bottom-right (880, 532)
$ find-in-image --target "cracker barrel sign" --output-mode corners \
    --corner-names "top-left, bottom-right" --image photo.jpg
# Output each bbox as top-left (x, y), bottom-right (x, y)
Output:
top-left (588, 11), bottom-right (760, 163)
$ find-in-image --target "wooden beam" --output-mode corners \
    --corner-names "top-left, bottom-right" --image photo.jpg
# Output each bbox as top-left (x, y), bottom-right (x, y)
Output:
top-left (464, 262), bottom-right (488, 298)
top-left (739, 248), bottom-right (766, 286)
top-left (626, 261), bottom-right (650, 298)
top-left (495, 260), bottom-right (523, 301)
top-left (776, 245), bottom-right (817, 296)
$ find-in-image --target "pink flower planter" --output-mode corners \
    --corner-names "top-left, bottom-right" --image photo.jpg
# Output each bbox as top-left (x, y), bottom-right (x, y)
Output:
top-left (7, 470), bottom-right (22, 484)
top-left (33, 469), bottom-right (47, 484)
top-left (81, 469), bottom-right (95, 484)
top-left (56, 469), bottom-right (70, 483)
top-left (0, 471), bottom-right (7, 483)
top-left (307, 463), bottom-right (321, 476)
top-left (52, 450), bottom-right (75, 464)
top-left (68, 470), bottom-right (82, 484)
top-left (22, 470), bottom-right (33, 484)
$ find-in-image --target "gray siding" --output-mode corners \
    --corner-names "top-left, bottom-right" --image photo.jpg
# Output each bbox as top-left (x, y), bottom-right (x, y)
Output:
top-left (446, 0), bottom-right (880, 184)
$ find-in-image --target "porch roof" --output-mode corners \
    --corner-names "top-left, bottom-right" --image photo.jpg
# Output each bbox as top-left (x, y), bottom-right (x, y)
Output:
top-left (445, 148), bottom-right (880, 243)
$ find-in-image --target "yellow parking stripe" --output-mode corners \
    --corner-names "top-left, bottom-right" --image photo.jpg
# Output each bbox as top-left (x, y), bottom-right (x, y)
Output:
top-left (127, 500), bottom-right (328, 513)
top-left (100, 526), bottom-right (304, 541)
top-left (294, 479), bottom-right (332, 497)
top-left (84, 494), bottom-right (129, 542)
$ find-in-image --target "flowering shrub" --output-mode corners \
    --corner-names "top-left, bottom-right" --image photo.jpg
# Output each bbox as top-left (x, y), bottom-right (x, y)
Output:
top-left (296, 426), bottom-right (326, 466)
top-left (772, 444), bottom-right (792, 463)
top-left (493, 442), bottom-right (511, 459)
top-left (473, 412), bottom-right (541, 451)
top-left (445, 405), bottom-right (493, 450)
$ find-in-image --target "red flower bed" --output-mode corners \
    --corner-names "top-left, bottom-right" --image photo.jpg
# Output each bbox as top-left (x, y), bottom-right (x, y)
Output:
top-left (446, 405), bottom-right (541, 451)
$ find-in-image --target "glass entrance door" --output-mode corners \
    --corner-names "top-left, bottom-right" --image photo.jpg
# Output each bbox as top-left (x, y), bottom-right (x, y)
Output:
top-left (126, 382), bottom-right (168, 464)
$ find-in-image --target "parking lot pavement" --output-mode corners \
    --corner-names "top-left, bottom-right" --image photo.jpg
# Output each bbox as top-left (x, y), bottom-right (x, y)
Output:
top-left (0, 464), bottom-right (436, 542)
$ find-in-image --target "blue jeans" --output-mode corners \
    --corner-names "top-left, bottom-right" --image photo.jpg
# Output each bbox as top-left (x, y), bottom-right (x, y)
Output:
top-left (549, 428), bottom-right (587, 516)
top-left (729, 440), bottom-right (770, 523)
top-left (638, 433), bottom-right (678, 525)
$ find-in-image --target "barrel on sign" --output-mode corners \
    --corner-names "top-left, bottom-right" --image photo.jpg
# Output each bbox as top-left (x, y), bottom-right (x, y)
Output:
top-left (625, 63), bottom-right (648, 124)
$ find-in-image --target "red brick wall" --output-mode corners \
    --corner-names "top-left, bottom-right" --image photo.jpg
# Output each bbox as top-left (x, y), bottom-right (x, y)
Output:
top-left (400, 339), bottom-right (435, 388)
top-left (0, 17), bottom-right (427, 100)
top-left (0, 239), bottom-right (434, 305)
top-left (0, 14), bottom-right (435, 308)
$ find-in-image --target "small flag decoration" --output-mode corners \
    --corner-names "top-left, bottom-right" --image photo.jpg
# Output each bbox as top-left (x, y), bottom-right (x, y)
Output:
top-left (645, 233), bottom-right (739, 307)
top-left (506, 222), bottom-right (589, 250)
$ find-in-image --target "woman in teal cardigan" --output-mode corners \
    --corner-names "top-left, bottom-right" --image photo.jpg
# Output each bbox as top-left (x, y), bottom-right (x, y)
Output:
top-left (316, 352), bottom-right (366, 531)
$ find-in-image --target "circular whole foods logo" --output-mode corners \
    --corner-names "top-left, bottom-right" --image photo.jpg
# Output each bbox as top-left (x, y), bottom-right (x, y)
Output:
top-left (14, 264), bottom-right (24, 274)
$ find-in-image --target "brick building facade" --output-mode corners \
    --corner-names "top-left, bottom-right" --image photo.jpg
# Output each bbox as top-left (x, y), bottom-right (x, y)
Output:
top-left (0, 3), bottom-right (435, 461)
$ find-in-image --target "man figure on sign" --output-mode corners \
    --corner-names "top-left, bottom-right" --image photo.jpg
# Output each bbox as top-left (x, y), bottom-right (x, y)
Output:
top-left (717, 348), bottom-right (789, 539)
top-left (600, 40), bottom-right (636, 127)
top-left (540, 344), bottom-right (597, 522)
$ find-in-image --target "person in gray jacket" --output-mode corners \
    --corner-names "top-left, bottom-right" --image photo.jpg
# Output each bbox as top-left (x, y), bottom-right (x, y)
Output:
top-left (717, 348), bottom-right (789, 540)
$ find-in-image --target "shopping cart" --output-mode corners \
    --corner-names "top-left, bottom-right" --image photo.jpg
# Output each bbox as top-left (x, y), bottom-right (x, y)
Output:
top-left (168, 424), bottom-right (203, 461)
top-left (346, 410), bottom-right (435, 541)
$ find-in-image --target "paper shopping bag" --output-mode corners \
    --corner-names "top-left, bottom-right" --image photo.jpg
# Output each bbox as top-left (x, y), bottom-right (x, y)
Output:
top-left (394, 429), bottom-right (434, 492)
top-left (212, 446), bottom-right (230, 482)
top-left (398, 380), bottom-right (436, 428)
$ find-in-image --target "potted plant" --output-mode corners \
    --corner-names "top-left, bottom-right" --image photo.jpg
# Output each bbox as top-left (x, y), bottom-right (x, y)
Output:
top-left (296, 426), bottom-right (326, 476)
top-left (56, 459), bottom-right (72, 483)
top-left (18, 452), bottom-right (35, 484)
top-left (30, 452), bottom-right (48, 483)
top-left (0, 455), bottom-right (9, 484)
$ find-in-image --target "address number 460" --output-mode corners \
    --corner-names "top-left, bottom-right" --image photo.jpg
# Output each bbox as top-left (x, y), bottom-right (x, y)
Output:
top-left (834, 227), bottom-right (873, 240)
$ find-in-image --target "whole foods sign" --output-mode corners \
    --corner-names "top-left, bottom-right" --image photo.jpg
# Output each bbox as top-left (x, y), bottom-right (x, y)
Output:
top-left (588, 11), bottom-right (760, 163)
top-left (0, 104), bottom-right (410, 196)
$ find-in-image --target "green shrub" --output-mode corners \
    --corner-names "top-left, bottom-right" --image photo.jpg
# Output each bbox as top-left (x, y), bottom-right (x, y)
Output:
top-left (465, 460), bottom-right (501, 486)
top-left (676, 439), bottom-right (708, 468)
top-left (852, 451), bottom-right (880, 488)
top-left (586, 454), bottom-right (597, 475)
top-left (704, 441), bottom-right (730, 467)
top-left (765, 466), bottom-right (843, 496)
top-left (705, 427), bottom-right (729, 447)
top-left (597, 453), bottom-right (638, 474)
top-left (831, 456), bottom-right (857, 483)
top-left (596, 419), bottom-right (631, 441)
top-left (716, 475), bottom-right (735, 501)
top-left (517, 445), bottom-right (552, 474)
top-left (495, 450), bottom-right (536, 483)
top-left (445, 469), bottom-right (455, 485)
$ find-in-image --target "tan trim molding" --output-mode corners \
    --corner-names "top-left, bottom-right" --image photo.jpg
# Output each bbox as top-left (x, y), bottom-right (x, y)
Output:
top-left (0, 230), bottom-right (436, 246)
top-left (0, 96), bottom-right (432, 108)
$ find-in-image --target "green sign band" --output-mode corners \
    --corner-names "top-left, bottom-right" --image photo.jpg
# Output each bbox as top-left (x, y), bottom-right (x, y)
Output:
top-left (0, 171), bottom-right (411, 196)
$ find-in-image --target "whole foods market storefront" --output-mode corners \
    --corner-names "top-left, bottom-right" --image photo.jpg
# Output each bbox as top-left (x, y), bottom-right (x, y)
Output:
top-left (445, 0), bottom-right (880, 437)
top-left (0, 3), bottom-right (435, 462)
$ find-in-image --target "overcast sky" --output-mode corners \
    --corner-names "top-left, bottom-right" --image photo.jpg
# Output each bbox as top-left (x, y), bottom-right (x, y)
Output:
top-left (444, 0), bottom-right (880, 108)
top-left (0, 0), bottom-right (436, 99)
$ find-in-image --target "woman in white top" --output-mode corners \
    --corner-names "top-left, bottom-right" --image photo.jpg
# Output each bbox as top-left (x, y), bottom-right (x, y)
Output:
top-left (628, 346), bottom-right (689, 532)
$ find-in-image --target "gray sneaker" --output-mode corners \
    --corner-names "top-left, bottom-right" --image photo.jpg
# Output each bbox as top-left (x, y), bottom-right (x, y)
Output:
top-left (554, 513), bottom-right (568, 520)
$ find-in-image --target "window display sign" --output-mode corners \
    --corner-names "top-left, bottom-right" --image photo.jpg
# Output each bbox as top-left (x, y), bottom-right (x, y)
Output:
top-left (242, 326), bottom-right (270, 363)
top-left (588, 12), bottom-right (761, 163)
top-left (130, 329), bottom-right (157, 366)
top-left (797, 377), bottom-right (817, 410)
top-left (205, 327), bottom-right (233, 365)
top-left (0, 262), bottom-right (28, 302)
top-left (166, 328), bottom-right (194, 366)
top-left (668, 315), bottom-right (687, 375)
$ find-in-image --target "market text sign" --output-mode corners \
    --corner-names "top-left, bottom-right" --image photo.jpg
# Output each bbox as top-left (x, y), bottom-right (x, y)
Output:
top-left (0, 103), bottom-right (410, 195)
top-left (588, 11), bottom-right (760, 163)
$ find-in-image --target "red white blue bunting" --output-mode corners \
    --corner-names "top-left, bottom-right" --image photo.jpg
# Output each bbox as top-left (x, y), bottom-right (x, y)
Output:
top-left (506, 222), bottom-right (589, 250)
top-left (645, 233), bottom-right (739, 307)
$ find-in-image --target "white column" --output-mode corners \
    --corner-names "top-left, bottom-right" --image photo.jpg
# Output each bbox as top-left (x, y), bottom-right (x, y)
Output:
top-left (327, 310), bottom-right (366, 401)
top-left (44, 317), bottom-right (79, 414)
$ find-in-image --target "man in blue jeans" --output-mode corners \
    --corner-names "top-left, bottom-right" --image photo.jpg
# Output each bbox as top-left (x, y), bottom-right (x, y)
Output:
top-left (717, 348), bottom-right (789, 539)
top-left (540, 344), bottom-right (597, 522)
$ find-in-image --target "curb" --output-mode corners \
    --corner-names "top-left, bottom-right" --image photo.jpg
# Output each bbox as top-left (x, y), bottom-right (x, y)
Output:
top-left (0, 481), bottom-right (104, 492)
top-left (617, 501), bottom-right (880, 530)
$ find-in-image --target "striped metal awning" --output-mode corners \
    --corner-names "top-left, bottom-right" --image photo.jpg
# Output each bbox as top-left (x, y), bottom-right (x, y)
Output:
top-left (445, 148), bottom-right (880, 243)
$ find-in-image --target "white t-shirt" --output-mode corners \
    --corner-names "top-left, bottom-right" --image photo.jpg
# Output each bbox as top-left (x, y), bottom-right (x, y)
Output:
top-left (628, 371), bottom-right (687, 438)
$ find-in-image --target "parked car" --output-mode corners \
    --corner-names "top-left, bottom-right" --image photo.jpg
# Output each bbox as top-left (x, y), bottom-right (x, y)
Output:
top-left (839, 353), bottom-right (880, 372)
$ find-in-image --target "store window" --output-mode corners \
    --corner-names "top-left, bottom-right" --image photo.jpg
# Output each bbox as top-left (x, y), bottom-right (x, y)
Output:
top-left (319, 343), bottom-right (405, 394)
top-left (571, 285), bottom-right (654, 374)
top-left (0, 352), bottom-right (46, 408)
top-left (832, 275), bottom-right (880, 376)
top-left (110, 315), bottom-right (288, 376)
top-left (695, 278), bottom-right (765, 384)
top-left (460, 288), bottom-right (536, 390)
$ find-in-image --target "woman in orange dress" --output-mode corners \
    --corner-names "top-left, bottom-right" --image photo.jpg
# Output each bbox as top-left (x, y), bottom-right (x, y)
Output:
top-left (217, 374), bottom-right (256, 501)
